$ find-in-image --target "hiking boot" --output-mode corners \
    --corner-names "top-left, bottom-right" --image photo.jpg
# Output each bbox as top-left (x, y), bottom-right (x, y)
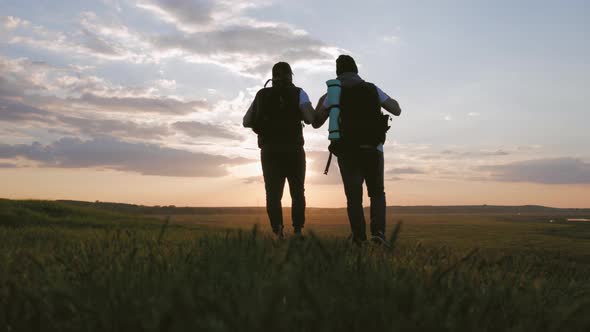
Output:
top-left (371, 232), bottom-right (390, 248)
top-left (293, 227), bottom-right (305, 240)
top-left (273, 226), bottom-right (285, 240)
top-left (348, 233), bottom-right (367, 247)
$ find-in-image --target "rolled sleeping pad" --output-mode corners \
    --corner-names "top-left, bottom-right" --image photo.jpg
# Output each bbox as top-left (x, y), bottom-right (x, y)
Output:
top-left (326, 79), bottom-right (342, 141)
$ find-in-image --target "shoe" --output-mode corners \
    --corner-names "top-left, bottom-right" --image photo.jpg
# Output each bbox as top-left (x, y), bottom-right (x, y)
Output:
top-left (293, 228), bottom-right (305, 240)
top-left (273, 226), bottom-right (285, 240)
top-left (371, 232), bottom-right (390, 248)
top-left (348, 233), bottom-right (367, 246)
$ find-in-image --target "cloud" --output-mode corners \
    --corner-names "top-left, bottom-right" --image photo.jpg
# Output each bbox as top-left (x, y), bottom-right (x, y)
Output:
top-left (0, 100), bottom-right (52, 122)
top-left (1, 16), bottom-right (28, 30)
top-left (1, 13), bottom-right (156, 63)
top-left (0, 137), bottom-right (251, 177)
top-left (386, 167), bottom-right (425, 175)
top-left (58, 116), bottom-right (173, 140)
top-left (173, 121), bottom-right (241, 140)
top-left (137, 0), bottom-right (269, 32)
top-left (386, 176), bottom-right (403, 181)
top-left (306, 151), bottom-right (342, 185)
top-left (70, 92), bottom-right (208, 115)
top-left (152, 25), bottom-right (335, 76)
top-left (0, 55), bottom-right (209, 117)
top-left (242, 175), bottom-right (263, 184)
top-left (136, 0), bottom-right (216, 31)
top-left (3, 2), bottom-right (339, 76)
top-left (139, 0), bottom-right (338, 75)
top-left (0, 57), bottom-right (54, 97)
top-left (478, 158), bottom-right (590, 184)
top-left (0, 162), bottom-right (18, 168)
top-left (420, 149), bottom-right (510, 160)
top-left (80, 27), bottom-right (124, 57)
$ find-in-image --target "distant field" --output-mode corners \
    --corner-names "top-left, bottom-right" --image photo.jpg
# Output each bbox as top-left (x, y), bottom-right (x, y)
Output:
top-left (1, 199), bottom-right (590, 331)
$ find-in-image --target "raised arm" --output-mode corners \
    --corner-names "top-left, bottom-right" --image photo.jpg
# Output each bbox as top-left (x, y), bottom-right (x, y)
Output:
top-left (312, 94), bottom-right (329, 129)
top-left (382, 97), bottom-right (402, 116)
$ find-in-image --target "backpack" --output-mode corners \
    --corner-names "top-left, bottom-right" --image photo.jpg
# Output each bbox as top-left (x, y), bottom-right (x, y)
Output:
top-left (323, 82), bottom-right (390, 174)
top-left (252, 85), bottom-right (304, 149)
top-left (329, 82), bottom-right (390, 155)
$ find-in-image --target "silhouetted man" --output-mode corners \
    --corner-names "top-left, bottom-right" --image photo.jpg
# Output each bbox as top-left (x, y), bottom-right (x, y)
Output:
top-left (313, 55), bottom-right (401, 245)
top-left (243, 62), bottom-right (315, 239)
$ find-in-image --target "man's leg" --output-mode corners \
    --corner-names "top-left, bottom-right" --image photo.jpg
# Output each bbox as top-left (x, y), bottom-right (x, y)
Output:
top-left (338, 152), bottom-right (367, 242)
top-left (363, 149), bottom-right (386, 237)
top-left (261, 149), bottom-right (287, 235)
top-left (286, 148), bottom-right (306, 233)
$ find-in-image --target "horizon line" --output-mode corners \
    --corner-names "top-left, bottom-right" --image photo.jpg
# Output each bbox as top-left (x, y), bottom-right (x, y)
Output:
top-left (3, 198), bottom-right (587, 210)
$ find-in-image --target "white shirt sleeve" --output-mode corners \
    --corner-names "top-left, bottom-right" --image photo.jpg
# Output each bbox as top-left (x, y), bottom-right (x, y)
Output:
top-left (322, 85), bottom-right (391, 108)
top-left (375, 86), bottom-right (390, 104)
top-left (299, 89), bottom-right (311, 106)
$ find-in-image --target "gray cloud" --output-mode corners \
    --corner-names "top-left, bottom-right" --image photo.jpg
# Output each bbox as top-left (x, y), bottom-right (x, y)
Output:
top-left (138, 0), bottom-right (337, 75)
top-left (137, 0), bottom-right (215, 29)
top-left (154, 25), bottom-right (325, 56)
top-left (0, 97), bottom-right (175, 140)
top-left (3, 5), bottom-right (337, 76)
top-left (0, 99), bottom-right (52, 122)
top-left (1, 56), bottom-right (210, 117)
top-left (0, 137), bottom-right (250, 177)
top-left (0, 162), bottom-right (18, 168)
top-left (71, 92), bottom-right (208, 115)
top-left (153, 25), bottom-right (332, 75)
top-left (58, 116), bottom-right (173, 140)
top-left (478, 158), bottom-right (590, 184)
top-left (173, 121), bottom-right (241, 140)
top-left (80, 28), bottom-right (124, 56)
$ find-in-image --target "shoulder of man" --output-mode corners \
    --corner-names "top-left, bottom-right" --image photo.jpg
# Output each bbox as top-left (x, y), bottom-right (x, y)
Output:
top-left (361, 81), bottom-right (390, 104)
top-left (256, 87), bottom-right (273, 96)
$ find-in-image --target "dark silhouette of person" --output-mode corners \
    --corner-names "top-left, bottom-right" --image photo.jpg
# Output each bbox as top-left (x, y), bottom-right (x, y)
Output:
top-left (243, 62), bottom-right (315, 239)
top-left (313, 55), bottom-right (401, 245)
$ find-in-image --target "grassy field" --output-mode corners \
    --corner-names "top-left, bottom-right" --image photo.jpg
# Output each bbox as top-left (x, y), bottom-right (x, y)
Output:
top-left (1, 199), bottom-right (590, 331)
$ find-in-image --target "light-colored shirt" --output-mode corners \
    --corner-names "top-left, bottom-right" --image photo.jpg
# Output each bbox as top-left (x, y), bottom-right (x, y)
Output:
top-left (299, 89), bottom-right (311, 106)
top-left (322, 85), bottom-right (390, 108)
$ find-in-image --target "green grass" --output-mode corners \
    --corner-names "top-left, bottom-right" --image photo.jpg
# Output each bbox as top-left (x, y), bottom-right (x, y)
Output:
top-left (1, 199), bottom-right (589, 331)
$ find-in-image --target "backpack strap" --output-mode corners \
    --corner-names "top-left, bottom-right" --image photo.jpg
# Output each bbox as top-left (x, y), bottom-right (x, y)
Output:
top-left (323, 152), bottom-right (333, 175)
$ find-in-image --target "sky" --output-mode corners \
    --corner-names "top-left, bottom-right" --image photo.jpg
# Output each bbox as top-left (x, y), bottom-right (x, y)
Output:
top-left (0, 0), bottom-right (589, 208)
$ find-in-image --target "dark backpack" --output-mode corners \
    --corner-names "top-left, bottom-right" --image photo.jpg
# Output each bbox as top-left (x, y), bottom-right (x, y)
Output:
top-left (329, 82), bottom-right (390, 155)
top-left (252, 85), bottom-right (304, 149)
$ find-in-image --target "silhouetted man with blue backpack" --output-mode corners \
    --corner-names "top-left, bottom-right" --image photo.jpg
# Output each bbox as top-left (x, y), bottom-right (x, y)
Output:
top-left (313, 55), bottom-right (402, 245)
top-left (243, 62), bottom-right (315, 239)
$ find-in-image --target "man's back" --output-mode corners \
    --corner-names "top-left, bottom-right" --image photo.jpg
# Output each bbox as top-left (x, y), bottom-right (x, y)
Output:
top-left (252, 85), bottom-right (304, 150)
top-left (339, 81), bottom-right (384, 147)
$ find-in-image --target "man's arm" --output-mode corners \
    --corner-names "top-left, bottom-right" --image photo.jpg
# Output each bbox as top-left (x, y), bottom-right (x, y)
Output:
top-left (300, 102), bottom-right (315, 125)
top-left (382, 97), bottom-right (402, 116)
top-left (243, 102), bottom-right (255, 128)
top-left (312, 94), bottom-right (329, 129)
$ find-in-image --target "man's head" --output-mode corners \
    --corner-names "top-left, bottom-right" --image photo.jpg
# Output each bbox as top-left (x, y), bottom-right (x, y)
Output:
top-left (272, 62), bottom-right (293, 83)
top-left (336, 55), bottom-right (358, 76)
